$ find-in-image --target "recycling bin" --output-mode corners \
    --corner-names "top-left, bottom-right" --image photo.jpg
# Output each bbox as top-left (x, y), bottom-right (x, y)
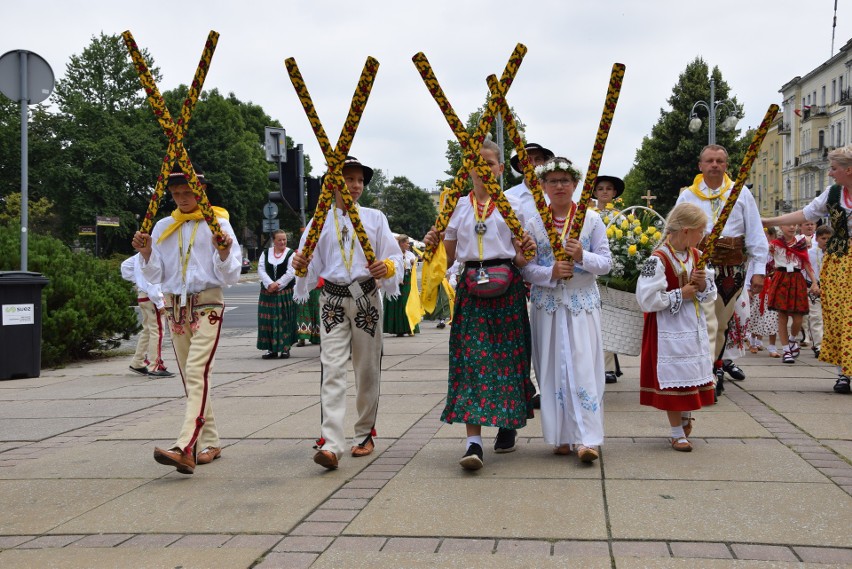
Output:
top-left (0, 271), bottom-right (49, 379)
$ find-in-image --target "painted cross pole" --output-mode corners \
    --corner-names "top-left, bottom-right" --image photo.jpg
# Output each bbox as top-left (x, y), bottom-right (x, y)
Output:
top-left (640, 189), bottom-right (656, 208)
top-left (413, 44), bottom-right (532, 261)
top-left (697, 104), bottom-right (780, 269)
top-left (285, 57), bottom-right (379, 276)
top-left (123, 30), bottom-right (228, 249)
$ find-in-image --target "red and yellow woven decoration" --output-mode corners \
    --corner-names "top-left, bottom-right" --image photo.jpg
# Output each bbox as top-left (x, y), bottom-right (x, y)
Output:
top-left (568, 63), bottom-right (626, 251)
top-left (122, 30), bottom-right (227, 249)
top-left (697, 104), bottom-right (779, 269)
top-left (485, 74), bottom-right (568, 263)
top-left (413, 45), bottom-right (532, 262)
top-left (285, 57), bottom-right (379, 277)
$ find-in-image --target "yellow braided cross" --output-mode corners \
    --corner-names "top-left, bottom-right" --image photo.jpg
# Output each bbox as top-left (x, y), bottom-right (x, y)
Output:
top-left (285, 57), bottom-right (379, 277)
top-left (122, 30), bottom-right (227, 249)
top-left (413, 45), bottom-right (532, 262)
top-left (485, 74), bottom-right (568, 263)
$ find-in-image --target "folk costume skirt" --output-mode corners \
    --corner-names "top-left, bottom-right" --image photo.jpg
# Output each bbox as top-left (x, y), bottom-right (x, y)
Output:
top-left (382, 270), bottom-right (420, 335)
top-left (441, 264), bottom-right (535, 429)
top-left (640, 313), bottom-right (716, 412)
top-left (296, 286), bottom-right (322, 345)
top-left (257, 286), bottom-right (298, 352)
top-left (768, 270), bottom-right (809, 315)
top-left (819, 253), bottom-right (852, 373)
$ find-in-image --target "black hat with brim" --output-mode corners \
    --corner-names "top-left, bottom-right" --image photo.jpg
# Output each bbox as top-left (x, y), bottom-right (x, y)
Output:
top-left (342, 155), bottom-right (374, 185)
top-left (593, 175), bottom-right (625, 198)
top-left (510, 143), bottom-right (555, 174)
top-left (166, 164), bottom-right (213, 189)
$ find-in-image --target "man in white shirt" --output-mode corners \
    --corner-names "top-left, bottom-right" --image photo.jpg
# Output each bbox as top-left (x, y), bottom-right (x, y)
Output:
top-left (676, 145), bottom-right (768, 396)
top-left (132, 166), bottom-right (242, 474)
top-left (120, 253), bottom-right (174, 378)
top-left (293, 156), bottom-right (402, 470)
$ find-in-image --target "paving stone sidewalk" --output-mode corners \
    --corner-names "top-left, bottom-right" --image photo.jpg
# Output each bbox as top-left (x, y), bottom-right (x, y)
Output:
top-left (0, 325), bottom-right (850, 568)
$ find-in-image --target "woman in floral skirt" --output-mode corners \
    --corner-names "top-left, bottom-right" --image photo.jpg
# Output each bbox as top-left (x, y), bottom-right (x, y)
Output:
top-left (423, 138), bottom-right (536, 470)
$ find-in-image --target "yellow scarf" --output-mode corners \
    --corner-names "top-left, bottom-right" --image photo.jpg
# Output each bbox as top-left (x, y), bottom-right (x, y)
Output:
top-left (157, 206), bottom-right (230, 244)
top-left (687, 173), bottom-right (733, 201)
top-left (405, 256), bottom-right (424, 332)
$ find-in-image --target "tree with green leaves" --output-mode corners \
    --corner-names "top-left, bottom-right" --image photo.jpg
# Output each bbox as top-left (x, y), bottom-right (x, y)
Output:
top-left (44, 32), bottom-right (163, 253)
top-left (381, 176), bottom-right (437, 239)
top-left (624, 58), bottom-right (748, 214)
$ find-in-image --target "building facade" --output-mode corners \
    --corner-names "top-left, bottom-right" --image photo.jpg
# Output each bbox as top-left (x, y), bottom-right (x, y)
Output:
top-left (774, 38), bottom-right (852, 214)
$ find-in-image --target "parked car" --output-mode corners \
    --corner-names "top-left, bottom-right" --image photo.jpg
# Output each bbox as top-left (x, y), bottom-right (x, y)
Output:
top-left (241, 258), bottom-right (251, 274)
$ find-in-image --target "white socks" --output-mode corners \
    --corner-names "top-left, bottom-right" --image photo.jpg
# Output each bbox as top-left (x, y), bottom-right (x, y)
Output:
top-left (466, 436), bottom-right (483, 449)
top-left (670, 425), bottom-right (686, 439)
top-left (681, 412), bottom-right (692, 427)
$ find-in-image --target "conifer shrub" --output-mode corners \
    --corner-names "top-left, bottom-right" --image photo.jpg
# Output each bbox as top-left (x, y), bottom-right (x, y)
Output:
top-left (0, 225), bottom-right (138, 366)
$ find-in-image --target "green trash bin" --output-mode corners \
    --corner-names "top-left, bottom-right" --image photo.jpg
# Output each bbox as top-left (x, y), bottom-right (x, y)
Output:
top-left (0, 271), bottom-right (49, 380)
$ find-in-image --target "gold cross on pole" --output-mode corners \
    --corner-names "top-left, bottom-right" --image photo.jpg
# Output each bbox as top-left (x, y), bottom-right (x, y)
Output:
top-left (640, 189), bottom-right (656, 208)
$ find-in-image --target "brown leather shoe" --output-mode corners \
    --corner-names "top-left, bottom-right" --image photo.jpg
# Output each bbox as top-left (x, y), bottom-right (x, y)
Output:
top-left (313, 450), bottom-right (339, 470)
top-left (351, 437), bottom-right (374, 457)
top-left (577, 445), bottom-right (599, 463)
top-left (154, 447), bottom-right (195, 474)
top-left (671, 437), bottom-right (693, 452)
top-left (196, 447), bottom-right (221, 465)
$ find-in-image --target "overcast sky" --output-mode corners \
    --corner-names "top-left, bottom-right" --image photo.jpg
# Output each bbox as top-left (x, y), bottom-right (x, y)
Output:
top-left (3, 0), bottom-right (851, 193)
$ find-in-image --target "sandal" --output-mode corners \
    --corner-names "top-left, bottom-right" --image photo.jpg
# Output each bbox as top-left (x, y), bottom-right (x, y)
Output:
top-left (788, 341), bottom-right (801, 358)
top-left (834, 375), bottom-right (851, 394)
top-left (553, 444), bottom-right (572, 455)
top-left (671, 437), bottom-right (692, 452)
top-left (749, 345), bottom-right (759, 354)
top-left (769, 351), bottom-right (781, 358)
top-left (682, 417), bottom-right (695, 438)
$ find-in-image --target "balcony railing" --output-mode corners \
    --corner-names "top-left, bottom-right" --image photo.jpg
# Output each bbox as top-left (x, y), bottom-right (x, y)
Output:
top-left (841, 88), bottom-right (852, 106)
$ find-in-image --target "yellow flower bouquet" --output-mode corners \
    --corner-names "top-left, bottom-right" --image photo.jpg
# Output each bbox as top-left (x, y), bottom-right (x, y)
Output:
top-left (599, 204), bottom-right (665, 293)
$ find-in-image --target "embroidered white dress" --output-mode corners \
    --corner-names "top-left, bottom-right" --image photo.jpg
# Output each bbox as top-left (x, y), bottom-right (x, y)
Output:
top-left (521, 209), bottom-right (612, 448)
top-left (635, 249), bottom-right (717, 390)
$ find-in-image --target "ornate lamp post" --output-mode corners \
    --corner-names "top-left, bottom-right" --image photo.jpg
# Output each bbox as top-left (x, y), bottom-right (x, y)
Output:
top-left (688, 77), bottom-right (740, 144)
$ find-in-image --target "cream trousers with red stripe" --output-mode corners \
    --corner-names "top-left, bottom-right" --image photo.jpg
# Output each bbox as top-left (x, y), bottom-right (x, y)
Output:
top-left (165, 288), bottom-right (224, 455)
top-left (131, 299), bottom-right (166, 371)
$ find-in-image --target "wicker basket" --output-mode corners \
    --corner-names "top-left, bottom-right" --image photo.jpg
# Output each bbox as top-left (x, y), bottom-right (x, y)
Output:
top-left (599, 285), bottom-right (645, 357)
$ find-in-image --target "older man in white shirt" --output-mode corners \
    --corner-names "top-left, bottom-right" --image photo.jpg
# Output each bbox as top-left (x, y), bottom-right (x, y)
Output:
top-left (676, 144), bottom-right (768, 396)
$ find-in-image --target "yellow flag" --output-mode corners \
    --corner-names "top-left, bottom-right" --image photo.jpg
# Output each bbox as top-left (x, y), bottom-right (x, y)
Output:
top-left (405, 258), bottom-right (424, 332)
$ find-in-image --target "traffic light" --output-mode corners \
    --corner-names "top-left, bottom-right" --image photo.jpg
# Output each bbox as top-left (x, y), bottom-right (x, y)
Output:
top-left (268, 144), bottom-right (304, 213)
top-left (306, 176), bottom-right (321, 214)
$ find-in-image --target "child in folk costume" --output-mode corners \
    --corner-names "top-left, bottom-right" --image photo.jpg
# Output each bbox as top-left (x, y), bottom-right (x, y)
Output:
top-left (763, 146), bottom-right (852, 393)
top-left (766, 224), bottom-right (817, 364)
top-left (637, 203), bottom-right (716, 452)
top-left (382, 235), bottom-right (421, 336)
top-left (132, 166), bottom-right (242, 474)
top-left (592, 174), bottom-right (625, 385)
top-left (424, 138), bottom-right (537, 471)
top-left (522, 158), bottom-right (612, 462)
top-left (257, 230), bottom-right (297, 359)
top-left (292, 156), bottom-right (402, 470)
top-left (121, 253), bottom-right (175, 378)
top-left (807, 225), bottom-right (832, 359)
top-left (747, 227), bottom-right (779, 357)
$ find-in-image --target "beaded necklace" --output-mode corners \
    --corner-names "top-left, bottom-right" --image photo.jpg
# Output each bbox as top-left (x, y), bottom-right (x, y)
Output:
top-left (666, 241), bottom-right (700, 320)
top-left (470, 193), bottom-right (496, 260)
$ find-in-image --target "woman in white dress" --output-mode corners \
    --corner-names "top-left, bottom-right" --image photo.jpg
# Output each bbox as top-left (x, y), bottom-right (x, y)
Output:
top-left (522, 157), bottom-right (612, 463)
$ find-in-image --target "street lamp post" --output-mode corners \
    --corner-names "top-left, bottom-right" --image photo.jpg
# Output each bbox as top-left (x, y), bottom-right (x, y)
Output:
top-left (688, 77), bottom-right (740, 144)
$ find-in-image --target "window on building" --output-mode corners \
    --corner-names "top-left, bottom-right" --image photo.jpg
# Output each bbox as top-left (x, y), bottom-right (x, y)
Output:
top-left (819, 130), bottom-right (825, 149)
top-left (833, 79), bottom-right (837, 103)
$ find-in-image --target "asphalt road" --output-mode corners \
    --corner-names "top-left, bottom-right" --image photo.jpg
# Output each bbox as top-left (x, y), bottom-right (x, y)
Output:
top-left (222, 280), bottom-right (260, 329)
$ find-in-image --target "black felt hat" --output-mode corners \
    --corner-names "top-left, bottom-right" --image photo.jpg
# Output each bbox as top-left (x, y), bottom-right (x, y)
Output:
top-left (593, 175), bottom-right (625, 198)
top-left (342, 155), bottom-right (374, 185)
top-left (509, 143), bottom-right (555, 174)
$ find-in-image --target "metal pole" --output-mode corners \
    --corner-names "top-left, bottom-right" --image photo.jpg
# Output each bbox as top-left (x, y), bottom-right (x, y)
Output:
top-left (496, 111), bottom-right (504, 191)
top-left (297, 143), bottom-right (306, 228)
top-left (708, 77), bottom-right (716, 145)
top-left (19, 51), bottom-right (28, 271)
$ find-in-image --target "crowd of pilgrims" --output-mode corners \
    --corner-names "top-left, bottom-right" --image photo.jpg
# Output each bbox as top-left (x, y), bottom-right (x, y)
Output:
top-left (133, 142), bottom-right (852, 475)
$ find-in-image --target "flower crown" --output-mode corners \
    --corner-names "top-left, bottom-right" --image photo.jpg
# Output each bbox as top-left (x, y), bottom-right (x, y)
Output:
top-left (535, 157), bottom-right (582, 182)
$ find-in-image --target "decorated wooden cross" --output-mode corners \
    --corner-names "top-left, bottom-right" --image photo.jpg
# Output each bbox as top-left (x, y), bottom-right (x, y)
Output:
top-left (640, 189), bottom-right (656, 208)
top-left (413, 44), bottom-right (533, 262)
top-left (284, 57), bottom-right (379, 277)
top-left (122, 30), bottom-right (228, 249)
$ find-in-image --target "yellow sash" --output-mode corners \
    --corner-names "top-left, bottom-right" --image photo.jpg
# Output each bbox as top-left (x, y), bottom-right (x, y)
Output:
top-left (405, 257), bottom-right (424, 332)
top-left (157, 206), bottom-right (230, 244)
top-left (687, 173), bottom-right (733, 202)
